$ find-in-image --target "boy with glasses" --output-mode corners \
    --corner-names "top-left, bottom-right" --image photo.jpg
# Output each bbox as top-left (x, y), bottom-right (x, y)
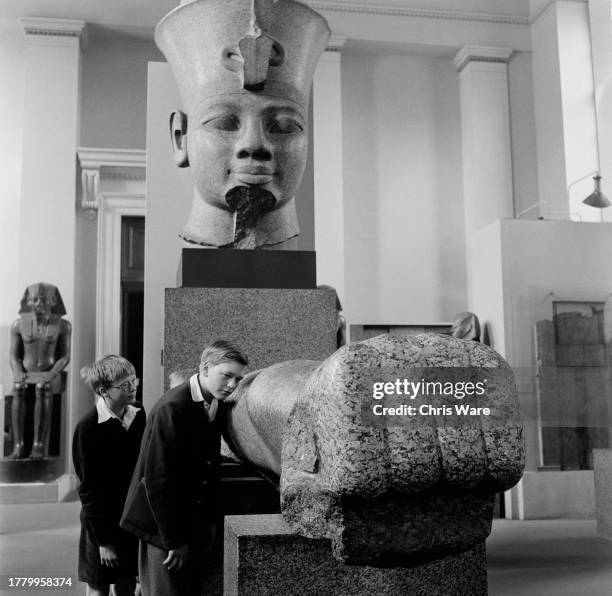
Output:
top-left (73, 355), bottom-right (145, 596)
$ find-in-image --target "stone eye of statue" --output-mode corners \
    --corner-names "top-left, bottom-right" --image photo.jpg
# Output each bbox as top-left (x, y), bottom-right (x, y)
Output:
top-left (201, 112), bottom-right (304, 136)
top-left (203, 114), bottom-right (241, 132)
top-left (268, 116), bottom-right (303, 135)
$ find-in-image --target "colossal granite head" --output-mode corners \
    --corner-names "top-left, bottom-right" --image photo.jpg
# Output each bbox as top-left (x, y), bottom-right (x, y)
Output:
top-left (155, 0), bottom-right (330, 249)
top-left (225, 334), bottom-right (524, 565)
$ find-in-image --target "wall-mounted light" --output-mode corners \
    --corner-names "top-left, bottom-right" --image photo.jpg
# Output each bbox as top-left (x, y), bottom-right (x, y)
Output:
top-left (572, 24), bottom-right (611, 220)
top-left (582, 174), bottom-right (610, 209)
top-left (567, 171), bottom-right (610, 221)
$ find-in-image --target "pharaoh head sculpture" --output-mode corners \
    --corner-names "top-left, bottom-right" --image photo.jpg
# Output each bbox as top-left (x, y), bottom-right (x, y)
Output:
top-left (155, 0), bottom-right (331, 249)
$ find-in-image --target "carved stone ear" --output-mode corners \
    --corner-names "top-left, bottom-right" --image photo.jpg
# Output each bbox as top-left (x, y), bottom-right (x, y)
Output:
top-left (170, 110), bottom-right (189, 168)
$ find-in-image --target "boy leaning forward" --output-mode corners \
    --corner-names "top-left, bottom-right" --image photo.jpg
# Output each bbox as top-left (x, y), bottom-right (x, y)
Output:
top-left (120, 340), bottom-right (247, 596)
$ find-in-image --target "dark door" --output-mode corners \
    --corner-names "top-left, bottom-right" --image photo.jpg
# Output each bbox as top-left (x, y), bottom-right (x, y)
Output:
top-left (120, 217), bottom-right (145, 404)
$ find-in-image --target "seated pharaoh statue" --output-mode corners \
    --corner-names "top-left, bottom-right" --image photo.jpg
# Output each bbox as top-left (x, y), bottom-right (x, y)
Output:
top-left (9, 283), bottom-right (71, 459)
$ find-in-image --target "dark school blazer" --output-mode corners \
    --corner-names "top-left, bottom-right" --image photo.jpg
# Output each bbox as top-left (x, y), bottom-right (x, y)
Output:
top-left (120, 382), bottom-right (223, 550)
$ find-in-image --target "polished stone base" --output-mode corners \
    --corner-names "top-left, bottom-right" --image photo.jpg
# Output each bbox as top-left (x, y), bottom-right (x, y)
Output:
top-left (0, 457), bottom-right (60, 484)
top-left (224, 514), bottom-right (487, 596)
top-left (164, 287), bottom-right (337, 384)
top-left (594, 449), bottom-right (612, 540)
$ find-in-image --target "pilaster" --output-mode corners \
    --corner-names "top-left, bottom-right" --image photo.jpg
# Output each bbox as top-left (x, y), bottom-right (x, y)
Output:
top-left (530, 0), bottom-right (599, 221)
top-left (454, 45), bottom-right (513, 311)
top-left (313, 36), bottom-right (347, 305)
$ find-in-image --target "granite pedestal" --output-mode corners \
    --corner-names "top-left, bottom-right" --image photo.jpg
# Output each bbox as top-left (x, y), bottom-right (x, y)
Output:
top-left (594, 449), bottom-right (612, 540)
top-left (164, 287), bottom-right (337, 383)
top-left (224, 514), bottom-right (487, 596)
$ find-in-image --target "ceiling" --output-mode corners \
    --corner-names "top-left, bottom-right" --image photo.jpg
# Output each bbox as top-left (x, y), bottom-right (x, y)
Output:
top-left (0, 0), bottom-right (533, 42)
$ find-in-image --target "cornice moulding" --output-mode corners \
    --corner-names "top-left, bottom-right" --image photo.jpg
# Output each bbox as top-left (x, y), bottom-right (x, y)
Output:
top-left (102, 171), bottom-right (146, 181)
top-left (530, 0), bottom-right (588, 24)
top-left (20, 17), bottom-right (88, 49)
top-left (77, 147), bottom-right (146, 170)
top-left (454, 45), bottom-right (514, 72)
top-left (307, 1), bottom-right (530, 25)
top-left (327, 35), bottom-right (348, 51)
top-left (77, 148), bottom-right (146, 215)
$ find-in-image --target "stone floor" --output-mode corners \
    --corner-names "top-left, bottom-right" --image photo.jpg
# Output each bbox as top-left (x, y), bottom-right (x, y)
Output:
top-left (0, 502), bottom-right (611, 595)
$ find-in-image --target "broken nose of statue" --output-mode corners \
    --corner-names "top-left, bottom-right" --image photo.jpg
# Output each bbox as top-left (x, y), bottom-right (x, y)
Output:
top-left (225, 186), bottom-right (277, 248)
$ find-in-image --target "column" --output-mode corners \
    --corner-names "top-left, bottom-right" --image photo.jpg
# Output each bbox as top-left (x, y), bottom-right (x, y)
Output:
top-left (18, 17), bottom-right (86, 495)
top-left (454, 46), bottom-right (514, 235)
top-left (312, 37), bottom-right (347, 305)
top-left (588, 0), bottom-right (612, 223)
top-left (531, 0), bottom-right (600, 221)
top-left (454, 45), bottom-right (513, 317)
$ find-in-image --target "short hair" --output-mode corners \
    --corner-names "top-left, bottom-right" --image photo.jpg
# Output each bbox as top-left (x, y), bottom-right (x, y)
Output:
top-left (80, 355), bottom-right (136, 395)
top-left (199, 340), bottom-right (248, 374)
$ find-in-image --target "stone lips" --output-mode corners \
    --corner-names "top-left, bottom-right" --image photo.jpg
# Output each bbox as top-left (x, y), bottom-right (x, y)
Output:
top-left (280, 333), bottom-right (524, 565)
top-left (155, 0), bottom-right (331, 111)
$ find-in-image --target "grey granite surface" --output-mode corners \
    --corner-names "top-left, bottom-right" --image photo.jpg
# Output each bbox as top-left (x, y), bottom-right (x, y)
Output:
top-left (280, 333), bottom-right (524, 564)
top-left (164, 287), bottom-right (337, 388)
top-left (224, 514), bottom-right (487, 595)
top-left (594, 449), bottom-right (612, 540)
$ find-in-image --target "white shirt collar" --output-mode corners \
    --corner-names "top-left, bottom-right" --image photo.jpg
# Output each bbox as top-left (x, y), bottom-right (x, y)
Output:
top-left (189, 374), bottom-right (204, 402)
top-left (189, 374), bottom-right (218, 421)
top-left (96, 397), bottom-right (139, 430)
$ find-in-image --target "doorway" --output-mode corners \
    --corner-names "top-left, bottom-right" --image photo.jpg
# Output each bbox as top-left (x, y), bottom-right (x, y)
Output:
top-left (120, 216), bottom-right (144, 403)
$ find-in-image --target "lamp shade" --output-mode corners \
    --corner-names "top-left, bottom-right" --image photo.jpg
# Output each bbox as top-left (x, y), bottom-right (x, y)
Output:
top-left (582, 175), bottom-right (611, 209)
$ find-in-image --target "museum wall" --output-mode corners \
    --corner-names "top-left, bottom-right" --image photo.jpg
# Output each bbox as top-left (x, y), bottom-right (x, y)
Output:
top-left (589, 0), bottom-right (612, 221)
top-left (0, 21), bottom-right (26, 393)
top-left (507, 51), bottom-right (539, 219)
top-left (341, 48), bottom-right (467, 325)
top-left (80, 37), bottom-right (161, 149)
top-left (72, 37), bottom-right (160, 415)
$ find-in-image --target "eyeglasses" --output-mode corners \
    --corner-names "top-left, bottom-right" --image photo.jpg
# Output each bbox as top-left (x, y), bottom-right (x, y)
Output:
top-left (110, 376), bottom-right (140, 391)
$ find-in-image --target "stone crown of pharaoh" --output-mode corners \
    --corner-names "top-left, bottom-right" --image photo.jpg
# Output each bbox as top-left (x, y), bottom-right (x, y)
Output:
top-left (155, 0), bottom-right (331, 249)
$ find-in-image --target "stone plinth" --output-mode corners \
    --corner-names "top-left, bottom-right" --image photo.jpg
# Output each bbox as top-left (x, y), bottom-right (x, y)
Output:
top-left (594, 449), bottom-right (612, 539)
top-left (178, 248), bottom-right (316, 288)
top-left (164, 287), bottom-right (337, 384)
top-left (0, 458), bottom-right (60, 484)
top-left (224, 514), bottom-right (487, 596)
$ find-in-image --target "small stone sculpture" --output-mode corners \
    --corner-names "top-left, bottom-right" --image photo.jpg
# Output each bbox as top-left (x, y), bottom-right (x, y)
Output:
top-left (224, 333), bottom-right (524, 564)
top-left (451, 311), bottom-right (481, 341)
top-left (8, 283), bottom-right (71, 459)
top-left (155, 0), bottom-right (330, 249)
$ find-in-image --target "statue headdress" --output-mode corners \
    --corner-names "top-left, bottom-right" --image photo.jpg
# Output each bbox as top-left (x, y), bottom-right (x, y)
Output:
top-left (19, 282), bottom-right (66, 316)
top-left (155, 0), bottom-right (331, 112)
